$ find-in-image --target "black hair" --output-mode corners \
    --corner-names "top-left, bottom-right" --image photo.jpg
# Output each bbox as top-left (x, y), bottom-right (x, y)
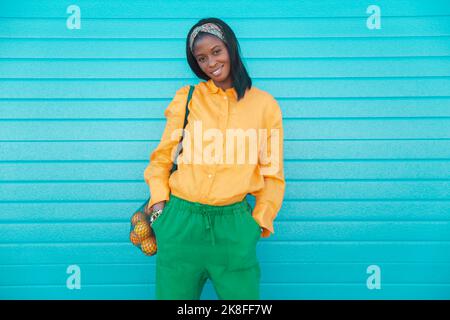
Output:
top-left (186, 17), bottom-right (252, 101)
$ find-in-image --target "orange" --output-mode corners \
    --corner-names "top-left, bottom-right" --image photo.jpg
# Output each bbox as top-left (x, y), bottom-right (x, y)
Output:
top-left (131, 212), bottom-right (146, 226)
top-left (141, 237), bottom-right (157, 256)
top-left (129, 231), bottom-right (140, 246)
top-left (134, 221), bottom-right (151, 240)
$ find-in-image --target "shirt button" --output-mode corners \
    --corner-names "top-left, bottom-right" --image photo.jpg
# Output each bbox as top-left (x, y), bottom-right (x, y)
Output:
top-left (223, 96), bottom-right (227, 100)
top-left (208, 174), bottom-right (212, 178)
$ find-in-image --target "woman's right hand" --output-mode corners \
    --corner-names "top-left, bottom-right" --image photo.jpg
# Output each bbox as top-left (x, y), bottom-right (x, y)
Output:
top-left (152, 201), bottom-right (166, 211)
top-left (145, 200), bottom-right (166, 215)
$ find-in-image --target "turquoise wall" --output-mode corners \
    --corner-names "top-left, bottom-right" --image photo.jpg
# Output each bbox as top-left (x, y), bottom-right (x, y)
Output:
top-left (0, 0), bottom-right (449, 299)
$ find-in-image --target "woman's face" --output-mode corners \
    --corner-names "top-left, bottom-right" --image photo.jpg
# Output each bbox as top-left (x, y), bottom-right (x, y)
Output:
top-left (192, 34), bottom-right (232, 90)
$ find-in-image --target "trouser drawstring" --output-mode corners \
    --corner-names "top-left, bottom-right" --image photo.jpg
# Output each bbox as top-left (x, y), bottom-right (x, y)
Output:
top-left (201, 209), bottom-right (216, 246)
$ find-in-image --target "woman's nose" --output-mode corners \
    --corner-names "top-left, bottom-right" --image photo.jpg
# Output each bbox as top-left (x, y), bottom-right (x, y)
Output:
top-left (208, 59), bottom-right (217, 68)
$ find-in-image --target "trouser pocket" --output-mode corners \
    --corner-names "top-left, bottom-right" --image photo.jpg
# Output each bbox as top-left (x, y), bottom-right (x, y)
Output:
top-left (151, 199), bottom-right (173, 240)
top-left (243, 202), bottom-right (261, 239)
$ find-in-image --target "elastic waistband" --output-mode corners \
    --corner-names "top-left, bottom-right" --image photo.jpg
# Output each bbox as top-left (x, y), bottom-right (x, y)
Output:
top-left (168, 193), bottom-right (249, 215)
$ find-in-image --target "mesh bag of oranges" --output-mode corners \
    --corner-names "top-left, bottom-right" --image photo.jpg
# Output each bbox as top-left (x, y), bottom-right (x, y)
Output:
top-left (129, 201), bottom-right (158, 256)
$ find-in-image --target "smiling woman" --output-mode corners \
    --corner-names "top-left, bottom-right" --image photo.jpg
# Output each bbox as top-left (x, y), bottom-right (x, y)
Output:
top-left (192, 35), bottom-right (232, 89)
top-left (144, 17), bottom-right (285, 300)
top-left (186, 18), bottom-right (253, 101)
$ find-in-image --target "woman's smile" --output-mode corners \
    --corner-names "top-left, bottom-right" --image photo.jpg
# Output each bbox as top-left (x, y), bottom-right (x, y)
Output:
top-left (211, 65), bottom-right (223, 76)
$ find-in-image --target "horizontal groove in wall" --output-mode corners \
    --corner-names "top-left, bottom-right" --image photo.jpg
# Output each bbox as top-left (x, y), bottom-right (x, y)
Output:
top-left (2, 178), bottom-right (450, 183)
top-left (1, 240), bottom-right (450, 245)
top-left (3, 261), bottom-right (450, 267)
top-left (2, 117), bottom-right (450, 121)
top-left (1, 219), bottom-right (449, 225)
top-left (2, 35), bottom-right (450, 40)
top-left (1, 55), bottom-right (450, 61)
top-left (2, 199), bottom-right (450, 203)
top-left (0, 283), bottom-right (448, 288)
top-left (2, 95), bottom-right (450, 101)
top-left (2, 158), bottom-right (450, 164)
top-left (1, 15), bottom-right (450, 19)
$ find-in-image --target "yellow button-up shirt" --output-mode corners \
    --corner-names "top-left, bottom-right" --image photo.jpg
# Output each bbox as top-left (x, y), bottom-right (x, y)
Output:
top-left (144, 79), bottom-right (285, 238)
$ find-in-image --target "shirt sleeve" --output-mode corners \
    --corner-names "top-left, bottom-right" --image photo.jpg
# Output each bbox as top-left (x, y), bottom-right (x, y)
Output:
top-left (250, 95), bottom-right (286, 238)
top-left (143, 85), bottom-right (190, 210)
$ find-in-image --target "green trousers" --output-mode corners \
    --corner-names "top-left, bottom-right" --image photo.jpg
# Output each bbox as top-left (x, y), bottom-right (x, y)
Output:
top-left (152, 193), bottom-right (261, 300)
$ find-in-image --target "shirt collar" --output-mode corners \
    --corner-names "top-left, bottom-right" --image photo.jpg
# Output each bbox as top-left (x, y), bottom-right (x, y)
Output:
top-left (206, 79), bottom-right (237, 99)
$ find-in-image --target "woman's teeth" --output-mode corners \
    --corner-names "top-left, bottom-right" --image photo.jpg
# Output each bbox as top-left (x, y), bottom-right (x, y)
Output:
top-left (212, 66), bottom-right (222, 76)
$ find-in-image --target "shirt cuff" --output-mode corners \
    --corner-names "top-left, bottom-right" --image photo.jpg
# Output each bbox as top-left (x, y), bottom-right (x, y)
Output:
top-left (147, 178), bottom-right (170, 209)
top-left (252, 203), bottom-right (276, 238)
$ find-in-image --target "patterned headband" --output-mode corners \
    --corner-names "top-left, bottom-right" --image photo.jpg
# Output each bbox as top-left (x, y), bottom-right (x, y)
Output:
top-left (189, 22), bottom-right (227, 53)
